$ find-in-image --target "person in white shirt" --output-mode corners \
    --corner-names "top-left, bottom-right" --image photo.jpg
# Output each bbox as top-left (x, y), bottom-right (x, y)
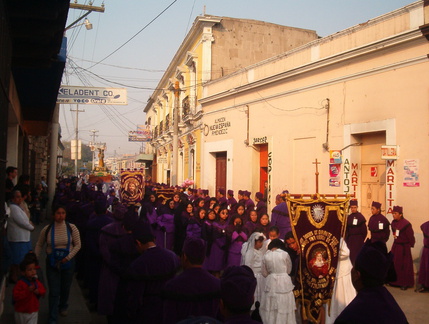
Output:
top-left (7, 190), bottom-right (34, 282)
top-left (260, 238), bottom-right (296, 324)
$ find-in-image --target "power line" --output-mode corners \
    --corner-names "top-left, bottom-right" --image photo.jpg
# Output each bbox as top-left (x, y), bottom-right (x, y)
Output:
top-left (68, 56), bottom-right (166, 72)
top-left (86, 0), bottom-right (179, 70)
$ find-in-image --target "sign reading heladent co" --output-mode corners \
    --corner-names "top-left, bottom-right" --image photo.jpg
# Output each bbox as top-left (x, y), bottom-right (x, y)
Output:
top-left (57, 86), bottom-right (127, 105)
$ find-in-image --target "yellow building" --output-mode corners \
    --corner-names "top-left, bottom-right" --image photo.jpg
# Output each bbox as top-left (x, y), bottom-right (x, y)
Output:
top-left (144, 15), bottom-right (319, 188)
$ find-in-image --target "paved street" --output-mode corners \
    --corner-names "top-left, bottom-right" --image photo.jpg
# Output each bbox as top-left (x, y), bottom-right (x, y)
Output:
top-left (0, 221), bottom-right (428, 324)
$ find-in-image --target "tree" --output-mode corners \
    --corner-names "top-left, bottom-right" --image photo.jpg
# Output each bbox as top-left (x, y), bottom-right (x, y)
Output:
top-left (61, 141), bottom-right (93, 176)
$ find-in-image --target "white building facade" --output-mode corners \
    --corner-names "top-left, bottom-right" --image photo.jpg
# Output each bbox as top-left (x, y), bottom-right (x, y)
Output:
top-left (200, 1), bottom-right (429, 259)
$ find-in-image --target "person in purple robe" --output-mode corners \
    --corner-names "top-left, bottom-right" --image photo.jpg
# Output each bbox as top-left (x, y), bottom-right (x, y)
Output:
top-left (217, 188), bottom-right (228, 209)
top-left (193, 197), bottom-right (206, 212)
top-left (107, 189), bottom-right (116, 208)
top-left (212, 203), bottom-right (221, 217)
top-left (143, 193), bottom-right (159, 225)
top-left (244, 210), bottom-right (260, 235)
top-left (254, 192), bottom-right (267, 218)
top-left (244, 191), bottom-right (255, 220)
top-left (257, 214), bottom-right (271, 238)
top-left (270, 194), bottom-right (291, 239)
top-left (335, 241), bottom-right (407, 324)
top-left (367, 201), bottom-right (390, 243)
top-left (154, 199), bottom-right (176, 250)
top-left (237, 190), bottom-right (246, 206)
top-left (84, 196), bottom-right (113, 308)
top-left (206, 197), bottom-right (218, 211)
top-left (187, 207), bottom-right (206, 239)
top-left (389, 205), bottom-right (415, 290)
top-left (97, 204), bottom-right (128, 319)
top-left (226, 215), bottom-right (249, 268)
top-left (202, 209), bottom-right (227, 277)
top-left (345, 199), bottom-right (367, 265)
top-left (220, 265), bottom-right (260, 324)
top-left (418, 220), bottom-right (429, 292)
top-left (108, 213), bottom-right (140, 323)
top-left (203, 190), bottom-right (211, 209)
top-left (126, 223), bottom-right (180, 324)
top-left (231, 203), bottom-right (246, 225)
top-left (172, 192), bottom-right (181, 209)
top-left (226, 190), bottom-right (238, 214)
top-left (162, 237), bottom-right (221, 324)
top-left (174, 202), bottom-right (193, 255)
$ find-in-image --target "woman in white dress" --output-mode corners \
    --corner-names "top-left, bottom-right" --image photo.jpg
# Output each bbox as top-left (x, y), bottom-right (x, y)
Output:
top-left (241, 231), bottom-right (267, 309)
top-left (260, 238), bottom-right (296, 324)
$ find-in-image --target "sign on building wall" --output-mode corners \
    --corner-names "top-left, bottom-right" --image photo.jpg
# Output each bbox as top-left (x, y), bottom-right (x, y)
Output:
top-left (329, 164), bottom-right (341, 187)
top-left (343, 159), bottom-right (358, 196)
top-left (57, 86), bottom-right (127, 105)
top-left (329, 150), bottom-right (342, 164)
top-left (204, 117), bottom-right (231, 136)
top-left (403, 159), bottom-right (419, 187)
top-left (381, 145), bottom-right (399, 160)
top-left (386, 160), bottom-right (396, 216)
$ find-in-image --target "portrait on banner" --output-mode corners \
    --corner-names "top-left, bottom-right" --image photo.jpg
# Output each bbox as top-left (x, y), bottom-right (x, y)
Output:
top-left (120, 170), bottom-right (144, 205)
top-left (286, 195), bottom-right (350, 323)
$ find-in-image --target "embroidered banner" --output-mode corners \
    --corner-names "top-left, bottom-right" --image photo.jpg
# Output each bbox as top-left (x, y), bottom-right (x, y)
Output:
top-left (287, 195), bottom-right (350, 323)
top-left (120, 169), bottom-right (145, 206)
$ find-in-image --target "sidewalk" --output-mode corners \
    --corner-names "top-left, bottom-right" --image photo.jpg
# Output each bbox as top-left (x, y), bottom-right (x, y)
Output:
top-left (0, 220), bottom-right (106, 324)
top-left (385, 285), bottom-right (429, 324)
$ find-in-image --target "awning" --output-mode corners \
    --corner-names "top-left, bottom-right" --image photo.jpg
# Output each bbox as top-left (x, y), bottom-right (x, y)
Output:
top-left (135, 153), bottom-right (154, 163)
top-left (6, 0), bottom-right (70, 135)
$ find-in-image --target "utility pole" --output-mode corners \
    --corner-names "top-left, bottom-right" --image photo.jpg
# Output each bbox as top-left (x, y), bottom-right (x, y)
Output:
top-left (89, 129), bottom-right (99, 171)
top-left (71, 105), bottom-right (85, 176)
top-left (172, 81), bottom-right (180, 186)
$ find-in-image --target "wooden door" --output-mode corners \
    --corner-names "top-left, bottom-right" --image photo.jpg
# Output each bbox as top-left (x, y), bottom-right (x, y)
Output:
top-left (359, 131), bottom-right (386, 216)
top-left (216, 152), bottom-right (227, 192)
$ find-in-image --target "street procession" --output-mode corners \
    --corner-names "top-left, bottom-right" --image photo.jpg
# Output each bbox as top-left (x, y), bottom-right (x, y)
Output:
top-left (1, 1), bottom-right (429, 324)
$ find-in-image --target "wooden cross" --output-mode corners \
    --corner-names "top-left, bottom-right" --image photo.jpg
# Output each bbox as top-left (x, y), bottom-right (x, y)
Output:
top-left (313, 158), bottom-right (321, 194)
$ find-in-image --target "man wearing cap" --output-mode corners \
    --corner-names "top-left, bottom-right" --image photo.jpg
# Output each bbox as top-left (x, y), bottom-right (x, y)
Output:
top-left (84, 194), bottom-right (113, 309)
top-left (345, 200), bottom-right (367, 265)
top-left (162, 237), bottom-right (221, 324)
top-left (367, 201), bottom-right (390, 243)
top-left (220, 265), bottom-right (260, 324)
top-left (98, 203), bottom-right (128, 318)
top-left (389, 205), bottom-right (415, 290)
top-left (237, 190), bottom-right (246, 206)
top-left (126, 222), bottom-right (180, 324)
top-left (243, 191), bottom-right (255, 218)
top-left (271, 194), bottom-right (292, 239)
top-left (227, 190), bottom-right (237, 214)
top-left (254, 192), bottom-right (267, 218)
top-left (217, 188), bottom-right (228, 209)
top-left (334, 241), bottom-right (407, 324)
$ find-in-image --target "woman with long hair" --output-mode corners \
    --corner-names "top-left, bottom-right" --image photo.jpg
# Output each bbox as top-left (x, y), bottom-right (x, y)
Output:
top-left (35, 205), bottom-right (81, 324)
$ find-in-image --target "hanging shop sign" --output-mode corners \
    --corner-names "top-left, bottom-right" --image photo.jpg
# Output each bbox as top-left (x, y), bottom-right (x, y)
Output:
top-left (57, 86), bottom-right (127, 105)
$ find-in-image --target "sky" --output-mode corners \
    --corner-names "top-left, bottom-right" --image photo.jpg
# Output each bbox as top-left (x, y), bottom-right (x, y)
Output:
top-left (60, 0), bottom-right (414, 158)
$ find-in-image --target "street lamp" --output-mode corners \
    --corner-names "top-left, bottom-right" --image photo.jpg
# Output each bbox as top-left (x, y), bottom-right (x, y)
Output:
top-left (65, 18), bottom-right (93, 31)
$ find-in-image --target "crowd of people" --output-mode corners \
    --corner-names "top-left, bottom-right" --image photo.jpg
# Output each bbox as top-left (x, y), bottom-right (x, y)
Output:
top-left (3, 168), bottom-right (429, 324)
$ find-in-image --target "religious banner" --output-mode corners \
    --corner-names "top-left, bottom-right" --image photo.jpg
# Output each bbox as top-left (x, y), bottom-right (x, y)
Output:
top-left (287, 194), bottom-right (350, 323)
top-left (120, 169), bottom-right (145, 206)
